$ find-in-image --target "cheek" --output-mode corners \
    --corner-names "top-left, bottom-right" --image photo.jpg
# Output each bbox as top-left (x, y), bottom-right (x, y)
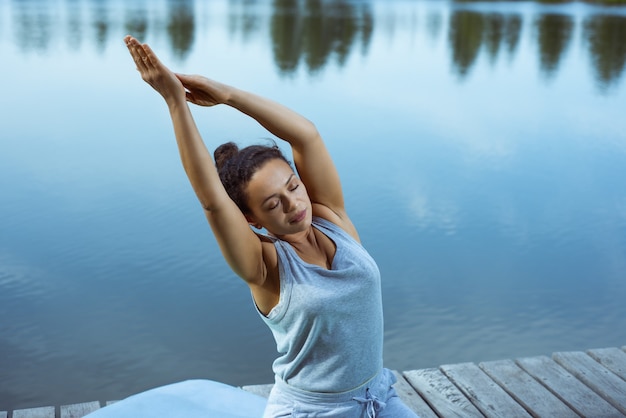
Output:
top-left (298, 184), bottom-right (310, 200)
top-left (263, 211), bottom-right (284, 224)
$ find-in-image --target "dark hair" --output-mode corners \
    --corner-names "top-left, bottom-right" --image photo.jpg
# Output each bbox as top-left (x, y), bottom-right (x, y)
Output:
top-left (214, 141), bottom-right (291, 214)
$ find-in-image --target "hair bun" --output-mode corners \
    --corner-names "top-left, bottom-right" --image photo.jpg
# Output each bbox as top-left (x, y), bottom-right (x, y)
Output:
top-left (214, 142), bottom-right (239, 171)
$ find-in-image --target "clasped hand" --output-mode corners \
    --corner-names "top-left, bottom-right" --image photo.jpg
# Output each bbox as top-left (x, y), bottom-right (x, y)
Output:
top-left (125, 35), bottom-right (229, 108)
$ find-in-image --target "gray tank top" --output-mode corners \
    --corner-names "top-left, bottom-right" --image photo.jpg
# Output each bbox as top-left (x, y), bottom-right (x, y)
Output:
top-left (257, 217), bottom-right (383, 392)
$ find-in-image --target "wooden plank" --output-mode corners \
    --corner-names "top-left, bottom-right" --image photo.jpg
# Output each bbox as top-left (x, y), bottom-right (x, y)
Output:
top-left (60, 401), bottom-right (101, 418)
top-left (403, 367), bottom-right (484, 418)
top-left (12, 406), bottom-right (55, 418)
top-left (0, 411), bottom-right (7, 418)
top-left (553, 351), bottom-right (626, 415)
top-left (517, 355), bottom-right (623, 418)
top-left (588, 347), bottom-right (626, 381)
top-left (480, 359), bottom-right (578, 417)
top-left (241, 384), bottom-right (273, 398)
top-left (391, 370), bottom-right (439, 418)
top-left (441, 362), bottom-right (531, 418)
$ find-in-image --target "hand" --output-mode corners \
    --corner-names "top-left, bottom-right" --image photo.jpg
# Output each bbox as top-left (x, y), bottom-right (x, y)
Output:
top-left (175, 74), bottom-right (232, 107)
top-left (125, 35), bottom-right (185, 105)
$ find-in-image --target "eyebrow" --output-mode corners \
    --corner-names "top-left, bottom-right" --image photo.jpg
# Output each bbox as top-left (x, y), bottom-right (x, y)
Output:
top-left (262, 174), bottom-right (296, 206)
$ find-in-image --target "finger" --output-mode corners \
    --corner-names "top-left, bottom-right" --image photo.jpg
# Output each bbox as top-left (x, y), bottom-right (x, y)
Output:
top-left (176, 73), bottom-right (200, 88)
top-left (133, 42), bottom-right (149, 63)
top-left (133, 54), bottom-right (148, 72)
top-left (142, 44), bottom-right (160, 67)
top-left (126, 37), bottom-right (152, 69)
top-left (175, 74), bottom-right (192, 90)
top-left (132, 44), bottom-right (150, 71)
top-left (175, 73), bottom-right (189, 81)
top-left (125, 37), bottom-right (147, 71)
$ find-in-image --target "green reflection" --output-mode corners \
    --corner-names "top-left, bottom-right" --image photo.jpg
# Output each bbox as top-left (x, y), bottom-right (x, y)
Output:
top-left (426, 11), bottom-right (443, 42)
top-left (167, 0), bottom-right (195, 61)
top-left (91, 0), bottom-right (110, 53)
top-left (484, 13), bottom-right (505, 64)
top-left (270, 0), bottom-right (373, 75)
top-left (584, 14), bottom-right (626, 89)
top-left (228, 0), bottom-right (263, 42)
top-left (448, 11), bottom-right (523, 76)
top-left (484, 13), bottom-right (523, 64)
top-left (66, 0), bottom-right (83, 50)
top-left (3, 0), bottom-right (625, 89)
top-left (11, 0), bottom-right (53, 53)
top-left (124, 2), bottom-right (148, 42)
top-left (503, 14), bottom-right (522, 58)
top-left (534, 14), bottom-right (574, 78)
top-left (449, 11), bottom-right (485, 77)
top-left (271, 0), bottom-right (302, 73)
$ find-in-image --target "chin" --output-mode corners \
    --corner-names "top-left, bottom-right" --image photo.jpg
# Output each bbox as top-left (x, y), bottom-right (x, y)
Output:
top-left (289, 217), bottom-right (311, 235)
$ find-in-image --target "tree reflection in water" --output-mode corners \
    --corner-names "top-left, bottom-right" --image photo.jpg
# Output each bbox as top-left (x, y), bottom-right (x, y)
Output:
top-left (11, 0), bottom-right (54, 53)
top-left (584, 14), bottom-right (626, 90)
top-left (167, 0), bottom-right (195, 60)
top-left (534, 13), bottom-right (575, 79)
top-left (449, 11), bottom-right (485, 77)
top-left (4, 0), bottom-right (626, 88)
top-left (124, 3), bottom-right (148, 45)
top-left (270, 0), bottom-right (373, 75)
top-left (485, 13), bottom-right (522, 64)
top-left (92, 0), bottom-right (110, 53)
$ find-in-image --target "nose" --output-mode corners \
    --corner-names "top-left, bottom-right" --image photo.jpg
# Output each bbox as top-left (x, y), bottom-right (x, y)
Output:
top-left (283, 195), bottom-right (297, 213)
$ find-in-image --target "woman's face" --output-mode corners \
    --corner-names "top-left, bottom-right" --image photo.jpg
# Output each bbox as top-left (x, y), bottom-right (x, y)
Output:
top-left (245, 158), bottom-right (312, 237)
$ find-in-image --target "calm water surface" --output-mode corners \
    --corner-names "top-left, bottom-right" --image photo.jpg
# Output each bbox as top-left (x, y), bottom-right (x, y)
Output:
top-left (1, 0), bottom-right (626, 409)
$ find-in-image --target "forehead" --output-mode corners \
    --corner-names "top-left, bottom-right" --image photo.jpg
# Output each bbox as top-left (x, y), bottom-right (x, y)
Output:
top-left (247, 159), bottom-right (295, 197)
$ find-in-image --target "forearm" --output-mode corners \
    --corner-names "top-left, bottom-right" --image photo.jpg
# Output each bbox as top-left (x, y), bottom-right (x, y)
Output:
top-left (168, 101), bottom-right (225, 210)
top-left (225, 87), bottom-right (320, 149)
top-left (222, 85), bottom-right (345, 212)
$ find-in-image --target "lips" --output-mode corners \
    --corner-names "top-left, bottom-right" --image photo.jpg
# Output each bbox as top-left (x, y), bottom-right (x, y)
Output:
top-left (290, 209), bottom-right (306, 224)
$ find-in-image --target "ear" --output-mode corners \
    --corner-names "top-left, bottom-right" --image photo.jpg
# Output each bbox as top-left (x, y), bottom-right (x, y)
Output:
top-left (245, 214), bottom-right (262, 230)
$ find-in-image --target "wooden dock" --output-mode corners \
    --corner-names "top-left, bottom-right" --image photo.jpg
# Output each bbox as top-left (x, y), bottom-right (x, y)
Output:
top-left (3, 346), bottom-right (626, 417)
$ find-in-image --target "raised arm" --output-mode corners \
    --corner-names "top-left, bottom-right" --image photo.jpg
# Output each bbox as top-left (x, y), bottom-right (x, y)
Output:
top-left (124, 36), bottom-right (269, 286)
top-left (231, 90), bottom-right (346, 214)
top-left (179, 76), bottom-right (350, 227)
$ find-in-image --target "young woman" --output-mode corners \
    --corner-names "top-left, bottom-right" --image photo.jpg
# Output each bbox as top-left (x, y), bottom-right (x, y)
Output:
top-left (125, 35), bottom-right (418, 418)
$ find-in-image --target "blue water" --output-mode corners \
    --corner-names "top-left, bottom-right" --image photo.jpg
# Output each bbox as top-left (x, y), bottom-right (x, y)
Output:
top-left (1, 0), bottom-right (625, 410)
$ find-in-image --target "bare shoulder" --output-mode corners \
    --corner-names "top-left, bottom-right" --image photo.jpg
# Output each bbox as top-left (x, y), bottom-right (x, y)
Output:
top-left (312, 203), bottom-right (360, 242)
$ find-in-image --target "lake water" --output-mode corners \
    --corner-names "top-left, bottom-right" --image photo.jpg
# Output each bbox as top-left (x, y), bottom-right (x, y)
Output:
top-left (1, 0), bottom-right (625, 410)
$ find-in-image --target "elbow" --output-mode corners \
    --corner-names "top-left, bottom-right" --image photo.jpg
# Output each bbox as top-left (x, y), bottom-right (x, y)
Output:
top-left (197, 190), bottom-right (230, 213)
top-left (200, 195), bottom-right (228, 213)
top-left (201, 201), bottom-right (216, 212)
top-left (306, 121), bottom-right (321, 140)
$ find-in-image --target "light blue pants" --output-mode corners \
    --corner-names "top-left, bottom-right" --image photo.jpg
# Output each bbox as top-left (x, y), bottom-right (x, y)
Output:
top-left (263, 368), bottom-right (419, 418)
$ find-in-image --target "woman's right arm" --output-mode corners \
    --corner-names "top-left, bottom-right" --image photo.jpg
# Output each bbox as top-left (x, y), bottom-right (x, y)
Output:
top-left (168, 95), bottom-right (270, 286)
top-left (125, 36), bottom-right (269, 286)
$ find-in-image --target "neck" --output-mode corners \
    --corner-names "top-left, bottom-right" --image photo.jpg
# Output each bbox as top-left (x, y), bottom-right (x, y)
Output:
top-left (274, 225), bottom-right (316, 249)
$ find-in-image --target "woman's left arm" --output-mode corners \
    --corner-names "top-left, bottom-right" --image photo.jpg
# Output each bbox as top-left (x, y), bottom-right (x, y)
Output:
top-left (228, 89), bottom-right (344, 213)
top-left (179, 77), bottom-right (358, 237)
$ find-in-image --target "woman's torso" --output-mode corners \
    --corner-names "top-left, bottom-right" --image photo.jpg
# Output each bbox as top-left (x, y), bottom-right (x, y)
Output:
top-left (255, 216), bottom-right (384, 393)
